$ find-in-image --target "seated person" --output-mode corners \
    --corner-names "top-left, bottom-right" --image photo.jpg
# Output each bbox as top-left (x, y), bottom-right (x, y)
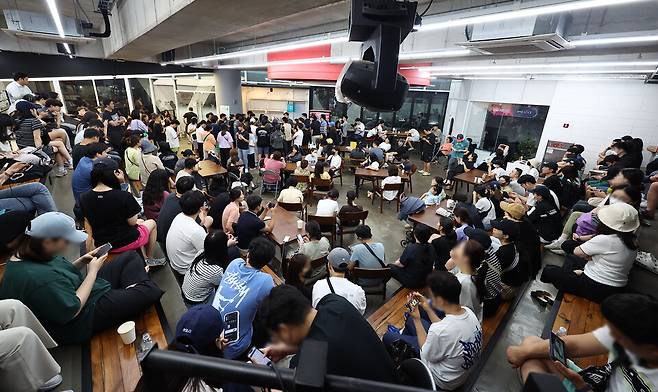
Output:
top-left (259, 286), bottom-right (397, 383)
top-left (166, 190), bottom-right (211, 284)
top-left (221, 188), bottom-right (244, 234)
top-left (312, 248), bottom-right (366, 315)
top-left (304, 147), bottom-right (319, 168)
top-left (71, 126), bottom-right (102, 168)
top-left (293, 159), bottom-right (311, 192)
top-left (454, 207), bottom-right (475, 242)
top-left (403, 128), bottom-right (420, 149)
top-left (382, 272), bottom-right (482, 390)
top-left (310, 161), bottom-right (331, 182)
top-left (286, 145), bottom-right (302, 163)
top-left (263, 152), bottom-right (285, 184)
top-left (0, 212), bottom-right (163, 344)
top-left (445, 240), bottom-right (485, 321)
top-left (526, 185), bottom-right (563, 243)
top-left (277, 177), bottom-right (304, 204)
top-left (539, 161), bottom-right (563, 201)
top-left (430, 216), bottom-right (458, 270)
top-left (541, 203), bottom-right (639, 303)
top-left (72, 143), bottom-right (107, 204)
top-left (288, 220), bottom-right (330, 261)
top-left (370, 165), bottom-right (402, 201)
top-left (389, 224), bottom-right (436, 289)
top-left (316, 189), bottom-right (340, 216)
top-left (444, 152), bottom-right (478, 189)
top-left (349, 225), bottom-right (386, 285)
top-left (157, 176), bottom-right (196, 245)
top-left (474, 185), bottom-right (496, 230)
top-left (284, 254), bottom-right (312, 301)
top-left (337, 190), bottom-right (363, 228)
top-left (507, 293), bottom-right (658, 392)
top-left (212, 238), bottom-right (275, 359)
top-left (235, 194), bottom-right (274, 250)
top-left (142, 169), bottom-right (170, 221)
top-left (139, 140), bottom-right (166, 187)
top-left (328, 147), bottom-right (342, 173)
top-left (421, 184), bottom-right (444, 206)
top-left (80, 158), bottom-right (164, 266)
top-left (490, 219), bottom-right (526, 299)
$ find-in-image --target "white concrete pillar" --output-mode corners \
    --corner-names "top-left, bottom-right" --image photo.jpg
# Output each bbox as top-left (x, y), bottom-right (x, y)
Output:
top-left (213, 69), bottom-right (243, 115)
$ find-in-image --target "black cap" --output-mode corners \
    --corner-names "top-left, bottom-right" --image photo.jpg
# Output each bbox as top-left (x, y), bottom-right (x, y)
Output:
top-left (92, 157), bottom-right (119, 171)
top-left (542, 161), bottom-right (558, 171)
top-left (0, 211), bottom-right (32, 253)
top-left (490, 219), bottom-right (519, 241)
top-left (463, 227), bottom-right (492, 249)
top-left (529, 184), bottom-right (552, 200)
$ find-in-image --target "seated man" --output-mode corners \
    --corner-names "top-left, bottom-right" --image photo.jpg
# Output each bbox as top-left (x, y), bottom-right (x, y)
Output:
top-left (507, 293), bottom-right (658, 392)
top-left (382, 271), bottom-right (483, 390)
top-left (277, 177), bottom-right (304, 204)
top-left (0, 163), bottom-right (56, 215)
top-left (349, 225), bottom-right (386, 285)
top-left (312, 248), bottom-right (366, 315)
top-left (212, 238), bottom-right (275, 359)
top-left (260, 286), bottom-right (397, 383)
top-left (235, 195), bottom-right (274, 251)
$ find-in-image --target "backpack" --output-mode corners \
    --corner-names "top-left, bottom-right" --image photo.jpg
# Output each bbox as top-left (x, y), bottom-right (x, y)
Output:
top-left (559, 178), bottom-right (581, 210)
top-left (270, 131), bottom-right (284, 149)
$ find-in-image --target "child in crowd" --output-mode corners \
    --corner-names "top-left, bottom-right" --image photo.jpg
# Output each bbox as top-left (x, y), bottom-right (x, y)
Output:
top-left (421, 184), bottom-right (444, 205)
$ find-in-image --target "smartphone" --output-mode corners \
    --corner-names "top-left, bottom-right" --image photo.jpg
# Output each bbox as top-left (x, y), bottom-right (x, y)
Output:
top-left (248, 346), bottom-right (271, 366)
top-left (224, 311), bottom-right (239, 343)
top-left (549, 332), bottom-right (567, 366)
top-left (406, 297), bottom-right (419, 311)
top-left (267, 201), bottom-right (275, 209)
top-left (296, 234), bottom-right (304, 242)
top-left (94, 243), bottom-right (113, 258)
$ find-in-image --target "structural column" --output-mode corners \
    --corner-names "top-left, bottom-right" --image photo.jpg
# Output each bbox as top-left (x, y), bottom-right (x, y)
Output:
top-left (213, 69), bottom-right (243, 115)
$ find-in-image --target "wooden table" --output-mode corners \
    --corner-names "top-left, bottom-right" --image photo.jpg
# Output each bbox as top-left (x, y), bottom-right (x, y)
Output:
top-left (266, 206), bottom-right (307, 267)
top-left (283, 162), bottom-right (298, 173)
top-left (354, 167), bottom-right (409, 195)
top-left (263, 265), bottom-right (284, 286)
top-left (453, 169), bottom-right (486, 197)
top-left (198, 160), bottom-right (227, 178)
top-left (407, 200), bottom-right (449, 232)
top-left (337, 146), bottom-right (352, 156)
top-left (367, 288), bottom-right (412, 337)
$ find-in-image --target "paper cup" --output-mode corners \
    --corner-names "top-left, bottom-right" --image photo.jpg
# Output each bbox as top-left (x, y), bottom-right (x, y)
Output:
top-left (117, 321), bottom-right (136, 345)
top-left (297, 220), bottom-right (304, 230)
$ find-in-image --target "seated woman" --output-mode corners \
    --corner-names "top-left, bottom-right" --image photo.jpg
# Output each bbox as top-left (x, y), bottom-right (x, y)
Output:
top-left (421, 184), bottom-right (444, 206)
top-left (293, 159), bottom-right (311, 192)
top-left (0, 212), bottom-right (163, 344)
top-left (142, 169), bottom-right (170, 221)
top-left (262, 151), bottom-right (285, 184)
top-left (453, 207), bottom-right (474, 242)
top-left (286, 145), bottom-right (303, 163)
top-left (430, 216), bottom-right (457, 270)
top-left (474, 185), bottom-right (496, 230)
top-left (338, 190), bottom-right (363, 228)
top-left (181, 231), bottom-right (238, 308)
top-left (288, 220), bottom-right (331, 261)
top-left (389, 224), bottom-right (436, 289)
top-left (123, 135), bottom-right (142, 186)
top-left (541, 203), bottom-right (639, 303)
top-left (444, 152), bottom-right (478, 189)
top-left (445, 239), bottom-right (486, 321)
top-left (79, 157), bottom-right (165, 266)
top-left (284, 254), bottom-right (312, 301)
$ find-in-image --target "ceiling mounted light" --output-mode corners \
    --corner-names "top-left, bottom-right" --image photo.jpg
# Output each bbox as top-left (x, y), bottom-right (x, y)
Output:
top-left (413, 60), bottom-right (658, 72)
top-left (216, 56), bottom-right (354, 69)
top-left (399, 49), bottom-right (471, 60)
top-left (417, 0), bottom-right (652, 32)
top-left (45, 0), bottom-right (71, 54)
top-left (430, 69), bottom-right (656, 76)
top-left (571, 35), bottom-right (658, 47)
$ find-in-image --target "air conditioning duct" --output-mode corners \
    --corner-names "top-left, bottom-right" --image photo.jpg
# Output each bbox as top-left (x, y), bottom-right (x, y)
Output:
top-left (457, 14), bottom-right (572, 55)
top-left (1, 9), bottom-right (95, 43)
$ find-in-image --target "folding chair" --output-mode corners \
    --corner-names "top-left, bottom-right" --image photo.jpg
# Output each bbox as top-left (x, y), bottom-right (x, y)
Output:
top-left (260, 169), bottom-right (281, 198)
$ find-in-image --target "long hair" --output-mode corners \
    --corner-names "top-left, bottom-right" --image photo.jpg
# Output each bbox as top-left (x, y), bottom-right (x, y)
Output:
top-left (285, 254), bottom-right (310, 286)
top-left (190, 231), bottom-right (230, 275)
top-left (15, 236), bottom-right (53, 263)
top-left (142, 169), bottom-right (169, 207)
top-left (598, 222), bottom-right (638, 250)
top-left (461, 240), bottom-right (487, 302)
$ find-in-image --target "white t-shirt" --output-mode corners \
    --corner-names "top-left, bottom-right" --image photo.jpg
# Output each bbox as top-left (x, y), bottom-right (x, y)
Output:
top-left (455, 273), bottom-right (483, 322)
top-left (316, 199), bottom-right (339, 216)
top-left (380, 141), bottom-right (391, 152)
top-left (421, 307), bottom-right (483, 390)
top-left (592, 326), bottom-right (658, 392)
top-left (165, 126), bottom-right (180, 148)
top-left (293, 129), bottom-right (304, 146)
top-left (175, 170), bottom-right (192, 183)
top-left (381, 175), bottom-right (402, 201)
top-left (329, 155), bottom-right (342, 170)
top-left (409, 129), bottom-right (420, 142)
top-left (6, 81), bottom-right (32, 107)
top-left (312, 277), bottom-right (366, 315)
top-left (526, 188), bottom-right (560, 209)
top-left (355, 122), bottom-right (365, 135)
top-left (187, 123), bottom-right (196, 135)
top-left (166, 214), bottom-right (206, 274)
top-left (492, 167), bottom-right (507, 179)
top-left (580, 234), bottom-right (637, 287)
top-left (475, 198), bottom-right (496, 226)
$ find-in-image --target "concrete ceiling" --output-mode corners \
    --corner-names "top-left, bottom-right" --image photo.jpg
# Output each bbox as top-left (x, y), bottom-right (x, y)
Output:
top-left (0, 0), bottom-right (106, 29)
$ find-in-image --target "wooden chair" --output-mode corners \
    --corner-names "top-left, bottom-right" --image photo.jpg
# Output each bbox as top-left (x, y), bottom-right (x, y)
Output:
top-left (277, 201), bottom-right (306, 219)
top-left (305, 255), bottom-right (329, 286)
top-left (309, 178), bottom-right (333, 204)
top-left (372, 182), bottom-right (404, 213)
top-left (337, 210), bottom-right (369, 246)
top-left (404, 164), bottom-right (417, 193)
top-left (307, 214), bottom-right (337, 245)
top-left (351, 267), bottom-right (392, 300)
top-left (330, 162), bottom-right (343, 186)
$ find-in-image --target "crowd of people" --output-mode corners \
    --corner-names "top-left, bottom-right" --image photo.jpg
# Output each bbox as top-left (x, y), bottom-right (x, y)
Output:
top-left (0, 71), bottom-right (657, 392)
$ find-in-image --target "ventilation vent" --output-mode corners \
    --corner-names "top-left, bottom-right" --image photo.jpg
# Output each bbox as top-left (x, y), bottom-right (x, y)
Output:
top-left (458, 33), bottom-right (571, 55)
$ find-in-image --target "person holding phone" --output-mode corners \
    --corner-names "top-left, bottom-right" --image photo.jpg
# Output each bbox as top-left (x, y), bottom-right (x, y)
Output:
top-left (0, 212), bottom-right (163, 344)
top-left (234, 195), bottom-right (274, 251)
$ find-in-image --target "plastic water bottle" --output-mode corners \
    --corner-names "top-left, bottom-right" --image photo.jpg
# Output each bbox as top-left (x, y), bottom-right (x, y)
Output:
top-left (556, 327), bottom-right (567, 337)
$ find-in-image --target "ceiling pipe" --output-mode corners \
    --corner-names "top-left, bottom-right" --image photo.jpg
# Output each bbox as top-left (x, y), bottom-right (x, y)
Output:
top-left (89, 8), bottom-right (111, 38)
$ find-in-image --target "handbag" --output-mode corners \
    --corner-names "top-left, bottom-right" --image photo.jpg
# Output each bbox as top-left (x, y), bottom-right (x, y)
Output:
top-left (578, 343), bottom-right (651, 392)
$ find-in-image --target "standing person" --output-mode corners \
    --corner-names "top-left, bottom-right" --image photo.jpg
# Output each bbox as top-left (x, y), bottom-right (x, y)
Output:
top-left (235, 122), bottom-right (251, 173)
top-left (182, 107), bottom-right (197, 127)
top-left (312, 248), bottom-right (366, 315)
top-left (282, 117), bottom-right (293, 154)
top-left (6, 72), bottom-right (32, 111)
top-left (165, 119), bottom-right (181, 153)
top-left (292, 124), bottom-right (304, 148)
top-left (197, 123), bottom-right (217, 160)
top-left (419, 128), bottom-right (437, 176)
top-left (101, 99), bottom-right (126, 153)
top-left (389, 224), bottom-right (437, 289)
top-left (259, 286), bottom-right (398, 383)
top-left (448, 133), bottom-right (469, 175)
top-left (166, 190), bottom-right (212, 285)
top-left (211, 238), bottom-right (276, 359)
top-left (139, 140), bottom-right (165, 187)
top-left (186, 117), bottom-right (198, 150)
top-left (256, 123), bottom-right (271, 162)
top-left (123, 135), bottom-right (142, 185)
top-left (216, 124), bottom-right (234, 167)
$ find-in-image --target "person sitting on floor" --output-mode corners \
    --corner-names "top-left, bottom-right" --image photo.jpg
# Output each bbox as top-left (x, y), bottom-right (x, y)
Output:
top-left (382, 271), bottom-right (483, 390)
top-left (389, 224), bottom-right (437, 289)
top-left (506, 293), bottom-right (658, 392)
top-left (312, 248), bottom-right (366, 315)
top-left (212, 237), bottom-right (276, 359)
top-left (474, 185), bottom-right (497, 230)
top-left (490, 219), bottom-right (526, 300)
top-left (167, 190), bottom-right (213, 286)
top-left (0, 212), bottom-right (163, 345)
top-left (71, 142), bottom-right (107, 204)
top-left (260, 285), bottom-right (397, 383)
top-left (277, 177), bottom-right (304, 204)
top-left (540, 203), bottom-right (639, 303)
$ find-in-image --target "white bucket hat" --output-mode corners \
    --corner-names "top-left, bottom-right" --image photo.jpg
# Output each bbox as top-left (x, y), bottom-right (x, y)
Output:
top-left (597, 203), bottom-right (640, 233)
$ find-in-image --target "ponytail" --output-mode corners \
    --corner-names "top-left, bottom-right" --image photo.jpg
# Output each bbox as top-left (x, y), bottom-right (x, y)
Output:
top-left (473, 262), bottom-right (489, 302)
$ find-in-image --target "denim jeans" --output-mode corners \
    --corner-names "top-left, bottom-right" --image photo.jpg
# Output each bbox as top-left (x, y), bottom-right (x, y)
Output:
top-left (238, 149), bottom-right (250, 173)
top-left (0, 182), bottom-right (56, 215)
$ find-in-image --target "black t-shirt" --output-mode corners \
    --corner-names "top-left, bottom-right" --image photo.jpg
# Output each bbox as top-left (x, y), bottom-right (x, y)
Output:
top-left (256, 127), bottom-right (270, 147)
top-left (542, 175), bottom-right (563, 200)
top-left (235, 211), bottom-right (265, 249)
top-left (527, 200), bottom-right (562, 242)
top-left (432, 233), bottom-right (457, 270)
top-left (80, 189), bottom-right (141, 248)
top-left (422, 133), bottom-right (436, 154)
top-left (72, 143), bottom-right (94, 168)
top-left (157, 193), bottom-right (182, 243)
top-left (102, 110), bottom-right (124, 149)
top-left (399, 243), bottom-right (436, 288)
top-left (209, 192), bottom-right (231, 230)
top-left (236, 129), bottom-right (250, 150)
top-left (496, 243), bottom-right (525, 287)
top-left (304, 295), bottom-right (397, 383)
top-left (183, 111), bottom-right (197, 123)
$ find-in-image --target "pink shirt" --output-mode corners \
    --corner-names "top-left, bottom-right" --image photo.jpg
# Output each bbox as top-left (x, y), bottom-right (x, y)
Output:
top-left (217, 132), bottom-right (234, 149)
top-left (222, 202), bottom-right (240, 233)
top-left (263, 158), bottom-right (285, 183)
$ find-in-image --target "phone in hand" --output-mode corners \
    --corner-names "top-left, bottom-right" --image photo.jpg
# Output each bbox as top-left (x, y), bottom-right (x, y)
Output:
top-left (224, 311), bottom-right (239, 343)
top-left (267, 201), bottom-right (275, 209)
top-left (406, 297), bottom-right (420, 312)
top-left (549, 332), bottom-right (567, 366)
top-left (94, 243), bottom-right (113, 258)
top-left (296, 234), bottom-right (304, 243)
top-left (248, 346), bottom-right (271, 366)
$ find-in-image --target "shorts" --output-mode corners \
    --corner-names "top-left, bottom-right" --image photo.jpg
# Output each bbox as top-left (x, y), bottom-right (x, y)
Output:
top-left (111, 224), bottom-right (150, 253)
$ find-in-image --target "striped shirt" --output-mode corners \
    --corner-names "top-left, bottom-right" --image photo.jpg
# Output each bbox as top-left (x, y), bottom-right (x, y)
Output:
top-left (483, 248), bottom-right (503, 299)
top-left (16, 117), bottom-right (42, 148)
top-left (182, 253), bottom-right (224, 303)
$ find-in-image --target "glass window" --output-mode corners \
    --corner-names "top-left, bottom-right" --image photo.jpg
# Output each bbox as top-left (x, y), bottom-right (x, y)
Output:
top-left (361, 107), bottom-right (378, 127)
top-left (428, 93), bottom-right (448, 127)
top-left (129, 78), bottom-right (153, 114)
top-left (152, 78), bottom-right (177, 117)
top-left (481, 103), bottom-right (550, 159)
top-left (95, 79), bottom-right (129, 116)
top-left (393, 95), bottom-right (413, 129)
top-left (176, 91), bottom-right (216, 120)
top-left (379, 111), bottom-right (394, 126)
top-left (60, 80), bottom-right (97, 113)
top-left (346, 103), bottom-right (361, 122)
top-left (410, 93), bottom-right (430, 129)
top-left (27, 81), bottom-right (54, 96)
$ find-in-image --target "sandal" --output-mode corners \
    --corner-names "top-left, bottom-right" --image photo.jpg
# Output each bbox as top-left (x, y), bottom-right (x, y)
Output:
top-left (530, 290), bottom-right (555, 306)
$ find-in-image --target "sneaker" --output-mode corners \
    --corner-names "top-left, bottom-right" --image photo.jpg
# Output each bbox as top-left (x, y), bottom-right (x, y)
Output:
top-left (145, 258), bottom-right (167, 267)
top-left (421, 171), bottom-right (431, 176)
top-left (39, 374), bottom-right (63, 391)
top-left (635, 251), bottom-right (658, 274)
top-left (545, 237), bottom-right (565, 250)
top-left (54, 166), bottom-right (68, 177)
top-left (417, 170), bottom-right (426, 175)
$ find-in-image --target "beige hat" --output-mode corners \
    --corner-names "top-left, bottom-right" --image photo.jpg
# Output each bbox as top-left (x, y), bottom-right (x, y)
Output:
top-left (500, 201), bottom-right (526, 221)
top-left (597, 203), bottom-right (640, 232)
top-left (528, 158), bottom-right (539, 168)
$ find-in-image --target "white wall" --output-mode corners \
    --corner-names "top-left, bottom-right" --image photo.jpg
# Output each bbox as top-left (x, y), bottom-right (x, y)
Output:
top-left (444, 79), bottom-right (658, 169)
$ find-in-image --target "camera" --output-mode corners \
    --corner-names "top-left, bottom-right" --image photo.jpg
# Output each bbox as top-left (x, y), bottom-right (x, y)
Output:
top-left (336, 0), bottom-right (418, 112)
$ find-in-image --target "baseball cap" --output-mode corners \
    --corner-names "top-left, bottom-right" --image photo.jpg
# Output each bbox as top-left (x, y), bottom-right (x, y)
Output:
top-left (464, 227), bottom-right (492, 249)
top-left (597, 203), bottom-right (639, 233)
top-left (140, 140), bottom-right (158, 154)
top-left (15, 100), bottom-right (39, 112)
top-left (500, 202), bottom-right (526, 220)
top-left (328, 247), bottom-right (351, 272)
top-left (542, 162), bottom-right (558, 172)
top-left (0, 211), bottom-right (32, 253)
top-left (490, 219), bottom-right (519, 241)
top-left (529, 184), bottom-right (552, 200)
top-left (93, 157), bottom-right (119, 171)
top-left (25, 212), bottom-right (87, 243)
top-left (175, 305), bottom-right (224, 354)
